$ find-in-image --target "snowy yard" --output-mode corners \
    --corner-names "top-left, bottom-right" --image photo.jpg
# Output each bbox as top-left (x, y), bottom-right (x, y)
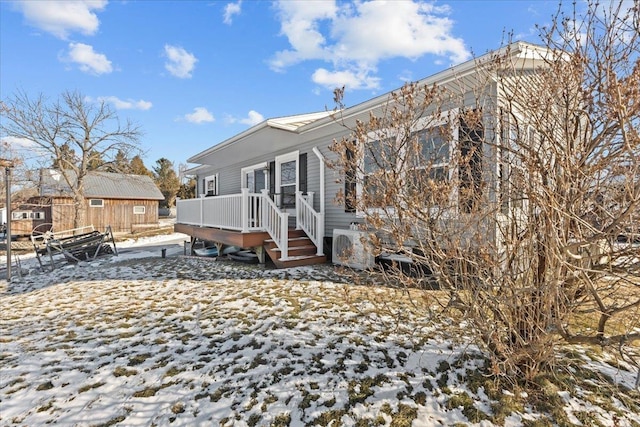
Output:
top-left (1, 234), bottom-right (639, 426)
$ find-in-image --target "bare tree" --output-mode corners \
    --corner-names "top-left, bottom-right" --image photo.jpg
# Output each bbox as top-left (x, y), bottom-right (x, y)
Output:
top-left (330, 1), bottom-right (639, 381)
top-left (1, 90), bottom-right (142, 229)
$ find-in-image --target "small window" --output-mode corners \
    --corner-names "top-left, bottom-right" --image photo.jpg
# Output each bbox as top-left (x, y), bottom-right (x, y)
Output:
top-left (89, 199), bottom-right (104, 207)
top-left (133, 206), bottom-right (145, 215)
top-left (12, 211), bottom-right (29, 220)
top-left (31, 211), bottom-right (45, 220)
top-left (205, 174), bottom-right (218, 196)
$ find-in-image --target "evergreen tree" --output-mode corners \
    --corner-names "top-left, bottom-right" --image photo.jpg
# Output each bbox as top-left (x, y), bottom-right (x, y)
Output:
top-left (153, 158), bottom-right (180, 208)
top-left (177, 177), bottom-right (196, 200)
top-left (130, 155), bottom-right (153, 177)
top-left (51, 143), bottom-right (77, 170)
top-left (86, 150), bottom-right (104, 170)
top-left (105, 149), bottom-right (131, 173)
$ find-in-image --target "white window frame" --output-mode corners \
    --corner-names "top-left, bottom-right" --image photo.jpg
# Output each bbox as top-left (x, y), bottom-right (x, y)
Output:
top-left (241, 162), bottom-right (268, 193)
top-left (498, 110), bottom-right (528, 214)
top-left (356, 111), bottom-right (458, 217)
top-left (12, 211), bottom-right (30, 220)
top-left (204, 174), bottom-right (219, 197)
top-left (89, 199), bottom-right (104, 208)
top-left (133, 206), bottom-right (146, 215)
top-left (11, 211), bottom-right (45, 220)
top-left (275, 150), bottom-right (299, 211)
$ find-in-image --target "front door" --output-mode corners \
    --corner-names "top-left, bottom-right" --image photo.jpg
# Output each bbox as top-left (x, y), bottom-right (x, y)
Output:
top-left (243, 163), bottom-right (268, 193)
top-left (275, 151), bottom-right (298, 210)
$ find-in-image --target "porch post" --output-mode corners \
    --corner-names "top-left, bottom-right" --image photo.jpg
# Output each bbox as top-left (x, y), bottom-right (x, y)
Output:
top-left (316, 215), bottom-right (324, 256)
top-left (312, 147), bottom-right (326, 256)
top-left (280, 212), bottom-right (289, 260)
top-left (241, 188), bottom-right (249, 233)
top-left (295, 191), bottom-right (303, 230)
top-left (199, 198), bottom-right (204, 227)
top-left (261, 189), bottom-right (269, 223)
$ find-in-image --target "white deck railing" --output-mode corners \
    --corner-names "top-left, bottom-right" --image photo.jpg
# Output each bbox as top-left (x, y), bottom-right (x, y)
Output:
top-left (178, 189), bottom-right (326, 261)
top-left (260, 189), bottom-right (289, 260)
top-left (176, 189), bottom-right (264, 232)
top-left (295, 191), bottom-right (323, 256)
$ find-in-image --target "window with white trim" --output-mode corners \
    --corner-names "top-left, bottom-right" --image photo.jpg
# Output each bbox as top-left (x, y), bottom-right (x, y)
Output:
top-left (362, 138), bottom-right (394, 208)
top-left (407, 125), bottom-right (451, 189)
top-left (11, 211), bottom-right (45, 220)
top-left (12, 211), bottom-right (29, 220)
top-left (133, 206), bottom-right (145, 215)
top-left (204, 174), bottom-right (218, 196)
top-left (358, 117), bottom-right (455, 212)
top-left (89, 199), bottom-right (104, 207)
top-left (499, 110), bottom-right (526, 213)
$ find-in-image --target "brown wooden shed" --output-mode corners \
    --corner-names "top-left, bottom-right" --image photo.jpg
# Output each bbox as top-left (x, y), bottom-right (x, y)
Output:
top-left (37, 170), bottom-right (165, 234)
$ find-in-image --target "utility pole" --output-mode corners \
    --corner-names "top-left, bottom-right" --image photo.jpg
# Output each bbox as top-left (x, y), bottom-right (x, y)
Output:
top-left (1, 159), bottom-right (13, 281)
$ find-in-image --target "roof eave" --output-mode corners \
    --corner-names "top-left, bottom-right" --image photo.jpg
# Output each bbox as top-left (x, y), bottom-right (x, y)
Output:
top-left (298, 41), bottom-right (549, 132)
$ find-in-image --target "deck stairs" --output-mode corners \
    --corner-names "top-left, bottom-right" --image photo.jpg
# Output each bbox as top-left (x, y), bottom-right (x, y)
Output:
top-left (264, 229), bottom-right (326, 268)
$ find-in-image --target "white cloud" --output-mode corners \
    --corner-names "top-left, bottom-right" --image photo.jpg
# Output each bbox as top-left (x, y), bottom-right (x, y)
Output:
top-left (97, 96), bottom-right (152, 110)
top-left (64, 42), bottom-right (113, 75)
top-left (183, 107), bottom-right (215, 124)
top-left (223, 1), bottom-right (242, 25)
top-left (2, 136), bottom-right (39, 150)
top-left (225, 110), bottom-right (265, 126)
top-left (312, 68), bottom-right (379, 91)
top-left (15, 0), bottom-right (107, 39)
top-left (239, 110), bottom-right (264, 126)
top-left (270, 0), bottom-right (470, 90)
top-left (164, 45), bottom-right (197, 78)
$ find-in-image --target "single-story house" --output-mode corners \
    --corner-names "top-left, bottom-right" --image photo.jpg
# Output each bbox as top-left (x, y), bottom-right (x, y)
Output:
top-left (175, 42), bottom-right (550, 268)
top-left (10, 170), bottom-right (164, 237)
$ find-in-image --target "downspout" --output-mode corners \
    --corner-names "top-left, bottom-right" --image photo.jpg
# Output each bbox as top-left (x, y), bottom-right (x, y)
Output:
top-left (312, 147), bottom-right (325, 256)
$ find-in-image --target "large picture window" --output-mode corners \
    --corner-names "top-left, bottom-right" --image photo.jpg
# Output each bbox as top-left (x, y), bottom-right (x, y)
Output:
top-left (356, 114), bottom-right (456, 214)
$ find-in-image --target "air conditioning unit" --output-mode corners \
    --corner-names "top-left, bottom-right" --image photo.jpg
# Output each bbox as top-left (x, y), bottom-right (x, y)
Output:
top-left (332, 229), bottom-right (375, 270)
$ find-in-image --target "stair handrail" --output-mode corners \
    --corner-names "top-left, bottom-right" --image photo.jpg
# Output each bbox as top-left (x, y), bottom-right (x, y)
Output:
top-left (260, 189), bottom-right (289, 260)
top-left (295, 191), bottom-right (324, 256)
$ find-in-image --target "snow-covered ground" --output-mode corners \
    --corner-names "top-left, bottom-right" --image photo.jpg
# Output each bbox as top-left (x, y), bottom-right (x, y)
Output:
top-left (1, 233), bottom-right (638, 426)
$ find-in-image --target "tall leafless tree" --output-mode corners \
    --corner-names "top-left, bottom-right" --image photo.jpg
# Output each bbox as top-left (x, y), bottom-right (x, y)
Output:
top-left (1, 90), bottom-right (142, 229)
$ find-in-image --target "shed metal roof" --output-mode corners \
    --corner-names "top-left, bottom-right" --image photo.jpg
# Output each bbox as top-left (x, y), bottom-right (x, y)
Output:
top-left (40, 170), bottom-right (164, 201)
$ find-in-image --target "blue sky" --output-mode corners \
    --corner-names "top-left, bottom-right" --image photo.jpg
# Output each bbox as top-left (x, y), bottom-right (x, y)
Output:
top-left (1, 0), bottom-right (565, 171)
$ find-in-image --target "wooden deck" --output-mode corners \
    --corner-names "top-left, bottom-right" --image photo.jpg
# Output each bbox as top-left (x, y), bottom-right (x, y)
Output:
top-left (174, 223), bottom-right (270, 248)
top-left (174, 223), bottom-right (326, 268)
